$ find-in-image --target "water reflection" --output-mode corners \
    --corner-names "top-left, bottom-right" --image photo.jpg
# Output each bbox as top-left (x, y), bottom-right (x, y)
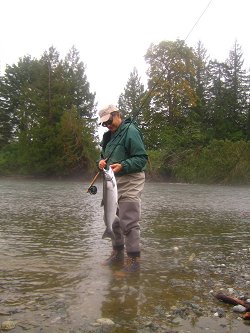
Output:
top-left (0, 179), bottom-right (249, 332)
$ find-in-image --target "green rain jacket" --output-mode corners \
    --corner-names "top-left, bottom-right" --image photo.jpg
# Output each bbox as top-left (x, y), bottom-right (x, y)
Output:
top-left (99, 118), bottom-right (148, 176)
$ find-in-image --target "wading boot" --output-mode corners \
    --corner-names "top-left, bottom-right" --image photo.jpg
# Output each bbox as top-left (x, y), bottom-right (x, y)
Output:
top-left (114, 256), bottom-right (140, 277)
top-left (102, 250), bottom-right (124, 266)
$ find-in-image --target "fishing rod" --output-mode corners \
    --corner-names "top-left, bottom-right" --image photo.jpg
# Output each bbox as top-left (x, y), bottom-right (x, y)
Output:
top-left (86, 0), bottom-right (213, 195)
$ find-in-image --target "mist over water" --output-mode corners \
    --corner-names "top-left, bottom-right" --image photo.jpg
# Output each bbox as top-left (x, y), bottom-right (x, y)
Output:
top-left (0, 179), bottom-right (249, 332)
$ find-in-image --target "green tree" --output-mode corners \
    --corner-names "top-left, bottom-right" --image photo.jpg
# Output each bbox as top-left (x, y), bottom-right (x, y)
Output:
top-left (63, 46), bottom-right (96, 120)
top-left (223, 41), bottom-right (249, 139)
top-left (56, 106), bottom-right (97, 175)
top-left (0, 55), bottom-right (41, 147)
top-left (0, 75), bottom-right (13, 147)
top-left (205, 59), bottom-right (228, 139)
top-left (192, 41), bottom-right (210, 129)
top-left (145, 40), bottom-right (198, 125)
top-left (0, 46), bottom-right (97, 176)
top-left (206, 42), bottom-right (250, 141)
top-left (246, 72), bottom-right (250, 140)
top-left (144, 40), bottom-right (199, 149)
top-left (118, 67), bottom-right (145, 121)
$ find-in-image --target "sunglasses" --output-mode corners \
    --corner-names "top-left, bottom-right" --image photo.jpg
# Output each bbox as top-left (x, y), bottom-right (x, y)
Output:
top-left (102, 115), bottom-right (113, 127)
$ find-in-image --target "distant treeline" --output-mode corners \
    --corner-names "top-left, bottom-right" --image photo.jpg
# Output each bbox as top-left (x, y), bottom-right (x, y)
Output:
top-left (1, 40), bottom-right (250, 183)
top-left (0, 46), bottom-right (98, 176)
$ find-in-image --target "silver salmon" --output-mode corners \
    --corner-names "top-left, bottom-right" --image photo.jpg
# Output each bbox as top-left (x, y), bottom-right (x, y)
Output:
top-left (101, 167), bottom-right (118, 240)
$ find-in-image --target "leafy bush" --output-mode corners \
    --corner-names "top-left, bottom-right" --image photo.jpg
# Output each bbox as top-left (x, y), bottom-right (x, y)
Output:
top-left (172, 140), bottom-right (250, 184)
top-left (0, 144), bottom-right (20, 175)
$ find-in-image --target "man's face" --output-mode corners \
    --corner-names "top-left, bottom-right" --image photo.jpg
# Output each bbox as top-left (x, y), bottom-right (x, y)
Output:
top-left (104, 113), bottom-right (122, 133)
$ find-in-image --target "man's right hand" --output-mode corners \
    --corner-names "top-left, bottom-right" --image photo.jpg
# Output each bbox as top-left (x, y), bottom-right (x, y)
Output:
top-left (98, 159), bottom-right (107, 170)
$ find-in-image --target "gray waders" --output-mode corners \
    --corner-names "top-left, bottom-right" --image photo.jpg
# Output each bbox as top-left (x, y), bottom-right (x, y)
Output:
top-left (112, 172), bottom-right (145, 257)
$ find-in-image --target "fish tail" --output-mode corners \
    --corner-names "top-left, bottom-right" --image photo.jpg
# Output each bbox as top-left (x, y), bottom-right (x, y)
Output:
top-left (102, 228), bottom-right (115, 240)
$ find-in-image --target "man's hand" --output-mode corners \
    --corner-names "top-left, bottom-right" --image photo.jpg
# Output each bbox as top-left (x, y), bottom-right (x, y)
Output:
top-left (110, 163), bottom-right (123, 173)
top-left (98, 159), bottom-right (107, 170)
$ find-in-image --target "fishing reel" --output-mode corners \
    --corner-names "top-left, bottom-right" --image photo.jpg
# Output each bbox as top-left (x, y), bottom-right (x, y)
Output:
top-left (86, 171), bottom-right (101, 195)
top-left (87, 185), bottom-right (98, 195)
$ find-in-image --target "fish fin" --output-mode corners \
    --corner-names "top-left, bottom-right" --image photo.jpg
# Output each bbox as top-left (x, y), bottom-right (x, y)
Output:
top-left (102, 228), bottom-right (115, 240)
top-left (114, 215), bottom-right (120, 223)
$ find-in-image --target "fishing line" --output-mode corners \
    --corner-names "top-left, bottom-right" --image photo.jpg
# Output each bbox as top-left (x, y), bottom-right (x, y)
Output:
top-left (184, 0), bottom-right (213, 42)
top-left (86, 0), bottom-right (213, 194)
top-left (134, 0), bottom-right (213, 113)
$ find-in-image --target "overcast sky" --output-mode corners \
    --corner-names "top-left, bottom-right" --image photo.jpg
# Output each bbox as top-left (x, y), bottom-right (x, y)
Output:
top-left (1, 0), bottom-right (249, 111)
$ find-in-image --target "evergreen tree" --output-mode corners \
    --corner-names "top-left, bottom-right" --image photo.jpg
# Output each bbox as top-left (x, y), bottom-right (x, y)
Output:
top-left (223, 41), bottom-right (249, 139)
top-left (0, 46), bottom-right (97, 175)
top-left (56, 106), bottom-right (97, 174)
top-left (206, 59), bottom-right (228, 139)
top-left (193, 41), bottom-right (210, 127)
top-left (0, 74), bottom-right (13, 147)
top-left (63, 46), bottom-right (96, 122)
top-left (0, 56), bottom-right (43, 146)
top-left (246, 73), bottom-right (250, 140)
top-left (206, 42), bottom-right (250, 140)
top-left (118, 67), bottom-right (145, 121)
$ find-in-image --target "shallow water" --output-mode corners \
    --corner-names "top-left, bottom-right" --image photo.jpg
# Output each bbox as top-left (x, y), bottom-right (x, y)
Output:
top-left (0, 178), bottom-right (249, 332)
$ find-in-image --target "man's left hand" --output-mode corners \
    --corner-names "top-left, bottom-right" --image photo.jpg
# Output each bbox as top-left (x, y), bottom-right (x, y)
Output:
top-left (111, 163), bottom-right (123, 173)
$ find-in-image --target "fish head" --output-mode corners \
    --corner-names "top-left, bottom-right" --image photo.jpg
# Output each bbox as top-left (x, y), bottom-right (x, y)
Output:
top-left (103, 167), bottom-right (115, 182)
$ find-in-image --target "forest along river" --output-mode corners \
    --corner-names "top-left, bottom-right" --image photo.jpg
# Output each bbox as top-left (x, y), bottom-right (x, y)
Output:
top-left (0, 178), bottom-right (249, 333)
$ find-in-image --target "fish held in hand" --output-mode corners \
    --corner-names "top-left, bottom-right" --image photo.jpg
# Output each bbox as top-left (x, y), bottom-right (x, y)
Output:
top-left (101, 167), bottom-right (118, 240)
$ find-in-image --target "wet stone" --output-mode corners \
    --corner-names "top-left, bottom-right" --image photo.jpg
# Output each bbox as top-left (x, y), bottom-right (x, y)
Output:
top-left (232, 305), bottom-right (247, 313)
top-left (1, 320), bottom-right (16, 331)
top-left (96, 318), bottom-right (115, 326)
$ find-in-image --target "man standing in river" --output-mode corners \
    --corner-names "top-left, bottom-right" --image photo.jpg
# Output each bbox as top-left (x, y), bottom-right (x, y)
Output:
top-left (98, 105), bottom-right (148, 275)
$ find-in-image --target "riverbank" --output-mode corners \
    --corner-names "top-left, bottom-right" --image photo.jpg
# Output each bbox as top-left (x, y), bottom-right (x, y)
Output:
top-left (2, 251), bottom-right (249, 333)
top-left (76, 244), bottom-right (250, 333)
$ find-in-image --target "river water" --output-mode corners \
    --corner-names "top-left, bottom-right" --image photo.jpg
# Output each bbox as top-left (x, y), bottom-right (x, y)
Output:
top-left (0, 178), bottom-right (249, 333)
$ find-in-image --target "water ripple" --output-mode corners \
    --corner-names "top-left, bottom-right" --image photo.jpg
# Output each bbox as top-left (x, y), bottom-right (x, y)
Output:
top-left (0, 179), bottom-right (249, 332)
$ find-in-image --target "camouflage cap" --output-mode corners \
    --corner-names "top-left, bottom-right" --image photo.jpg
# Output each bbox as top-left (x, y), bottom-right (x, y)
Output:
top-left (98, 105), bottom-right (119, 123)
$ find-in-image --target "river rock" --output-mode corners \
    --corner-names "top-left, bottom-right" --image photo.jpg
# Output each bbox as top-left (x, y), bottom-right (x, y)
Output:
top-left (1, 320), bottom-right (16, 330)
top-left (214, 308), bottom-right (225, 318)
top-left (172, 315), bottom-right (183, 324)
top-left (228, 288), bottom-right (235, 294)
top-left (232, 305), bottom-right (246, 313)
top-left (96, 318), bottom-right (115, 326)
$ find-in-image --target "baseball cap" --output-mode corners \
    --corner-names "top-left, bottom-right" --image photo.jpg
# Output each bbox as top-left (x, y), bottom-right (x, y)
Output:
top-left (98, 105), bottom-right (119, 123)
